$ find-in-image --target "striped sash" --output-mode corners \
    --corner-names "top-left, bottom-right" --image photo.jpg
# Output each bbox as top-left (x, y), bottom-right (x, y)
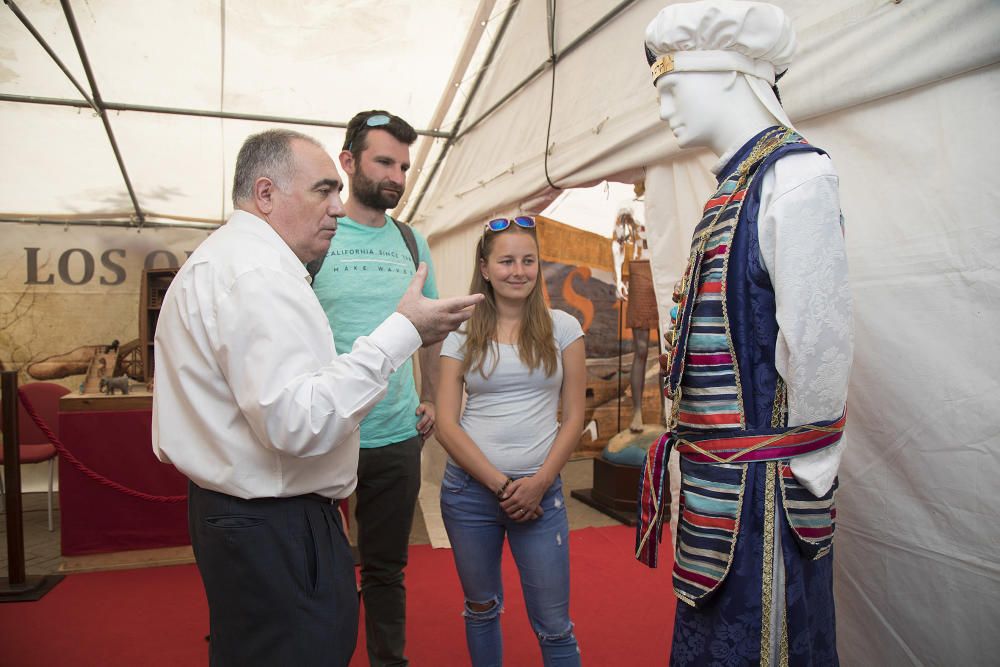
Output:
top-left (634, 412), bottom-right (844, 568)
top-left (675, 411), bottom-right (846, 464)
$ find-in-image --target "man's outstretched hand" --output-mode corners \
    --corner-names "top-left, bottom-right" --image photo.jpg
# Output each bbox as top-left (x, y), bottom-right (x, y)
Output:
top-left (397, 263), bottom-right (484, 346)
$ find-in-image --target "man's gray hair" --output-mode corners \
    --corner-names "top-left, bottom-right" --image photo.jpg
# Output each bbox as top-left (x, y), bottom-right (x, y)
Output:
top-left (232, 129), bottom-right (322, 206)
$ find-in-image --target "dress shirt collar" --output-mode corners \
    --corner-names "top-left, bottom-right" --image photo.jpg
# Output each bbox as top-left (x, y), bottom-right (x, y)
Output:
top-left (227, 209), bottom-right (311, 282)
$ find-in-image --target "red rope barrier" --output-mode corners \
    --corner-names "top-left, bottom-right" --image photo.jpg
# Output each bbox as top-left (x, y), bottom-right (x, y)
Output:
top-left (17, 388), bottom-right (186, 504)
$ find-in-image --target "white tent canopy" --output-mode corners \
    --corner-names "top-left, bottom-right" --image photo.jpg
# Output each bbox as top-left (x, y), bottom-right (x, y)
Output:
top-left (1, 0), bottom-right (500, 227)
top-left (3, 1), bottom-right (999, 665)
top-left (5, 0), bottom-right (996, 233)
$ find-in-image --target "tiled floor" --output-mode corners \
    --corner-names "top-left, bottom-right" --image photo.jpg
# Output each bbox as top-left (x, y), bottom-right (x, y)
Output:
top-left (1, 457), bottom-right (624, 577)
top-left (0, 491), bottom-right (62, 576)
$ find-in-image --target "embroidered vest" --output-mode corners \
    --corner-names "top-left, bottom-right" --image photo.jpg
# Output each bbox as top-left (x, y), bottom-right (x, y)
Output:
top-left (665, 126), bottom-right (828, 432)
top-left (636, 128), bottom-right (845, 581)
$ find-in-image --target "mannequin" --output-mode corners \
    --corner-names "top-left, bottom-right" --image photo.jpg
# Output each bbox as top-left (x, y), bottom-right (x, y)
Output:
top-left (636, 3), bottom-right (852, 666)
top-left (611, 206), bottom-right (658, 433)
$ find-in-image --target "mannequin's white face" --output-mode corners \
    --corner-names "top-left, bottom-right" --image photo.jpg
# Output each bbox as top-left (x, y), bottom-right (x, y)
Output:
top-left (656, 72), bottom-right (727, 149)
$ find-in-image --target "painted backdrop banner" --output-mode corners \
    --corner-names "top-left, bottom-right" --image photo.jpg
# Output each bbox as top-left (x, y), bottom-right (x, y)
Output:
top-left (0, 223), bottom-right (212, 386)
top-left (536, 216), bottom-right (662, 452)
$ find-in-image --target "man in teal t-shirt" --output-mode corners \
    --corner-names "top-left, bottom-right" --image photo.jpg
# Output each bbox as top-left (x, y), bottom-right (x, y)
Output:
top-left (312, 110), bottom-right (437, 667)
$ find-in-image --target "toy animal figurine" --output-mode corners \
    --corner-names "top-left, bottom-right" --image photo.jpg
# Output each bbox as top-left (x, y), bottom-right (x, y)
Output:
top-left (100, 375), bottom-right (131, 395)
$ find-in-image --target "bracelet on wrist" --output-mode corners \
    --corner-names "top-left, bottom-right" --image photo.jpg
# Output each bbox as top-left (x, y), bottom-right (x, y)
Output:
top-left (496, 478), bottom-right (514, 499)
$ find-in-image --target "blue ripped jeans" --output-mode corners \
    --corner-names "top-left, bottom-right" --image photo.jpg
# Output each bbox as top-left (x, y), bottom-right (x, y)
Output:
top-left (440, 463), bottom-right (581, 667)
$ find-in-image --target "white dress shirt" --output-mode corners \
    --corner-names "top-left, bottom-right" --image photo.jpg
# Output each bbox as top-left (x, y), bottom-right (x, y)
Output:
top-left (152, 210), bottom-right (421, 500)
top-left (712, 142), bottom-right (854, 497)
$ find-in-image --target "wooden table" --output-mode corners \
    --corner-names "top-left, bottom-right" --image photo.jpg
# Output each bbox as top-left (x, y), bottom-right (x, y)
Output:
top-left (58, 392), bottom-right (189, 556)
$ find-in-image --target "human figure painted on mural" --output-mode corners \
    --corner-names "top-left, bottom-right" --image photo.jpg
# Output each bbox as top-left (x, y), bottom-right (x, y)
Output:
top-left (611, 204), bottom-right (660, 434)
top-left (636, 2), bottom-right (853, 665)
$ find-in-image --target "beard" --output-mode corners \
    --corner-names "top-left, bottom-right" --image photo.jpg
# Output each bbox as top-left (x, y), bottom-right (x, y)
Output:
top-left (351, 165), bottom-right (404, 211)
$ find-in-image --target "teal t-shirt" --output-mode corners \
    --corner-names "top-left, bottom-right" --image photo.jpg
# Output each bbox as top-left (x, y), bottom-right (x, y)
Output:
top-left (312, 214), bottom-right (438, 448)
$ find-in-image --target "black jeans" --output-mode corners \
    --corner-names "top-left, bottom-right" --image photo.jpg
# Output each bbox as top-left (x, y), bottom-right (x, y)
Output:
top-left (188, 482), bottom-right (358, 667)
top-left (356, 436), bottom-right (422, 667)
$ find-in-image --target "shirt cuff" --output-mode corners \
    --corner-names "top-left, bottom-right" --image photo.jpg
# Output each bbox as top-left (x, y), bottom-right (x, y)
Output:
top-left (368, 312), bottom-right (422, 370)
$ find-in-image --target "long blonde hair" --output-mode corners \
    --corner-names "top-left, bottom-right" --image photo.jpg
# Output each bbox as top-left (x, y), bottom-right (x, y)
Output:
top-left (461, 224), bottom-right (557, 378)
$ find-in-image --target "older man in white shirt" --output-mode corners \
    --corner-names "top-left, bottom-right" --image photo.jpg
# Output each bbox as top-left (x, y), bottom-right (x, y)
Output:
top-left (153, 128), bottom-right (481, 667)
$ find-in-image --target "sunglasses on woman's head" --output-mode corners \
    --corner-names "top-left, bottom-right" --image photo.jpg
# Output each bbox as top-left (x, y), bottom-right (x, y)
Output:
top-left (484, 216), bottom-right (536, 233)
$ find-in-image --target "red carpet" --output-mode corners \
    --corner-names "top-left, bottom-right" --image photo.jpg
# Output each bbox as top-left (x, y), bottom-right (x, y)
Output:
top-left (0, 525), bottom-right (675, 665)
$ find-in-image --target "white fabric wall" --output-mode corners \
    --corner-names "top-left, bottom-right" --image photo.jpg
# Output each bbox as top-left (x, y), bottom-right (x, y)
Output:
top-left (425, 1), bottom-right (1000, 663)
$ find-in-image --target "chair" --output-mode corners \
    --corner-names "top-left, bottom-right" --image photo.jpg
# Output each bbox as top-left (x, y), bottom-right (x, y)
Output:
top-left (0, 381), bottom-right (70, 531)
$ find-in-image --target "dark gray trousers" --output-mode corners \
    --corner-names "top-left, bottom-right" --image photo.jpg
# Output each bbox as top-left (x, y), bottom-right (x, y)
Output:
top-left (356, 436), bottom-right (422, 667)
top-left (188, 482), bottom-right (358, 667)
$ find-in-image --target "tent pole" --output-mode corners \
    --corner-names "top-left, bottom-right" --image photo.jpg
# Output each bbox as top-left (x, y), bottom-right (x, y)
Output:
top-left (60, 0), bottom-right (146, 227)
top-left (454, 0), bottom-right (637, 143)
top-left (0, 217), bottom-right (220, 231)
top-left (100, 102), bottom-right (450, 137)
top-left (393, 0), bottom-right (499, 218)
top-left (0, 93), bottom-right (450, 138)
top-left (0, 93), bottom-right (89, 109)
top-left (404, 0), bottom-right (520, 222)
top-left (408, 0), bottom-right (637, 223)
top-left (4, 0), bottom-right (97, 112)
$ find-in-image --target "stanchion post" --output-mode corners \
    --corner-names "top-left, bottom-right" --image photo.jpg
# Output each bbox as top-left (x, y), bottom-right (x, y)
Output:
top-left (1, 370), bottom-right (64, 602)
top-left (2, 371), bottom-right (27, 585)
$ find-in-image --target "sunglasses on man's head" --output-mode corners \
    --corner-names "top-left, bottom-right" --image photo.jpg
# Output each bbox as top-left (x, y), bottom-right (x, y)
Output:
top-left (346, 114), bottom-right (391, 151)
top-left (484, 216), bottom-right (536, 233)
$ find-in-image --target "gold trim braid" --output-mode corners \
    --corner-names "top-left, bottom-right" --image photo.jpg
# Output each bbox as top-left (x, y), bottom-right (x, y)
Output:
top-left (780, 604), bottom-right (789, 667)
top-left (759, 461), bottom-right (777, 667)
top-left (771, 377), bottom-right (787, 428)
